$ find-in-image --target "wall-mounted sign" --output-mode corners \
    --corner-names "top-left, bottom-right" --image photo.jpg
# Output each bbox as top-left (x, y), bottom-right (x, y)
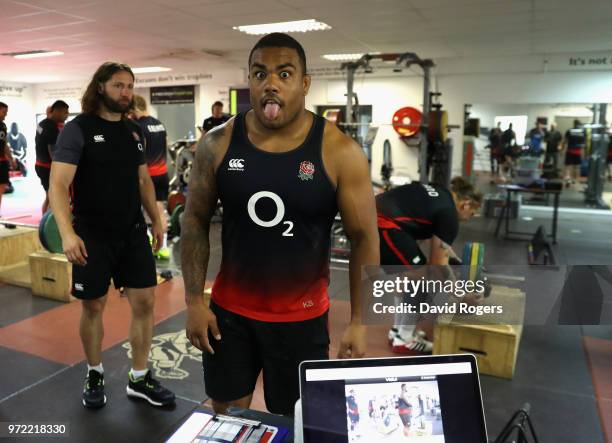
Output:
top-left (40, 86), bottom-right (83, 101)
top-left (136, 73), bottom-right (213, 87)
top-left (0, 83), bottom-right (28, 98)
top-left (546, 53), bottom-right (612, 71)
top-left (150, 85), bottom-right (195, 105)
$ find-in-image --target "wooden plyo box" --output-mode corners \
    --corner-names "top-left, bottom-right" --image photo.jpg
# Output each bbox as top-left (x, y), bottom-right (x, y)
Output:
top-left (29, 251), bottom-right (74, 302)
top-left (0, 227), bottom-right (42, 267)
top-left (433, 286), bottom-right (526, 379)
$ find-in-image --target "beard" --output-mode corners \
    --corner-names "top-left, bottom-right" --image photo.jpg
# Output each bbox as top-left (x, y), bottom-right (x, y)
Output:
top-left (101, 92), bottom-right (132, 114)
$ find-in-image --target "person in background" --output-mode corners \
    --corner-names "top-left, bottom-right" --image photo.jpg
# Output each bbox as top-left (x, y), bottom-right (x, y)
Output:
top-left (8, 122), bottom-right (27, 175)
top-left (500, 123), bottom-right (516, 179)
top-left (0, 102), bottom-right (16, 216)
top-left (35, 100), bottom-right (70, 213)
top-left (201, 101), bottom-right (229, 135)
top-left (561, 119), bottom-right (586, 188)
top-left (488, 122), bottom-right (503, 183)
top-left (130, 95), bottom-right (170, 260)
top-left (526, 120), bottom-right (546, 157)
top-left (545, 122), bottom-right (563, 177)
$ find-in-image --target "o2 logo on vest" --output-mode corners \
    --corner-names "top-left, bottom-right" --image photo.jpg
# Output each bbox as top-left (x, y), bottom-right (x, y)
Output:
top-left (423, 184), bottom-right (439, 197)
top-left (247, 191), bottom-right (294, 237)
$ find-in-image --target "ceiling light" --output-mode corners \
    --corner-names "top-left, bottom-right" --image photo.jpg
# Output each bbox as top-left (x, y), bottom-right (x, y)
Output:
top-left (322, 53), bottom-right (364, 61)
top-left (233, 19), bottom-right (331, 35)
top-left (132, 66), bottom-right (172, 74)
top-left (7, 50), bottom-right (64, 59)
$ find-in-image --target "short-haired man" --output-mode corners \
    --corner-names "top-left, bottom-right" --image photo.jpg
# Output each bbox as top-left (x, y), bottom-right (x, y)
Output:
top-left (50, 62), bottom-right (175, 409)
top-left (36, 100), bottom-right (69, 213)
top-left (201, 101), bottom-right (229, 134)
top-left (131, 94), bottom-right (170, 259)
top-left (0, 102), bottom-right (16, 216)
top-left (182, 33), bottom-right (379, 415)
top-left (562, 119), bottom-right (586, 188)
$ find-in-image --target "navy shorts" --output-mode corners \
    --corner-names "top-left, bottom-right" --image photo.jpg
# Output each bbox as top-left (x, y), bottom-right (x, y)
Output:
top-left (71, 223), bottom-right (157, 300)
top-left (379, 228), bottom-right (427, 269)
top-left (151, 173), bottom-right (169, 202)
top-left (203, 301), bottom-right (329, 415)
top-left (0, 161), bottom-right (9, 185)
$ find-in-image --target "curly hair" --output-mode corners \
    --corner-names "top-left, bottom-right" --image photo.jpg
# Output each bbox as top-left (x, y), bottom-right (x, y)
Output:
top-left (81, 62), bottom-right (134, 114)
top-left (451, 176), bottom-right (483, 207)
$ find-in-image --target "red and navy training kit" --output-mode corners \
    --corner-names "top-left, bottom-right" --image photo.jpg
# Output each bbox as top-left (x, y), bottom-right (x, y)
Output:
top-left (376, 182), bottom-right (459, 268)
top-left (205, 112), bottom-right (336, 414)
top-left (35, 118), bottom-right (62, 191)
top-left (565, 128), bottom-right (585, 166)
top-left (136, 115), bottom-right (169, 201)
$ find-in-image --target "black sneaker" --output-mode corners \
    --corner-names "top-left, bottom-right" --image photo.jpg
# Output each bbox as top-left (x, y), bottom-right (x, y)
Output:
top-left (83, 369), bottom-right (106, 409)
top-left (126, 371), bottom-right (175, 407)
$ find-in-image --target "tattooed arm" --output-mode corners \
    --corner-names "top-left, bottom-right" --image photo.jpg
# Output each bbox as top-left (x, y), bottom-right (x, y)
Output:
top-left (182, 123), bottom-right (231, 353)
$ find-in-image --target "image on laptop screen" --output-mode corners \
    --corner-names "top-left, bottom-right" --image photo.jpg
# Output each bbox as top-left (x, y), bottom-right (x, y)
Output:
top-left (300, 355), bottom-right (487, 443)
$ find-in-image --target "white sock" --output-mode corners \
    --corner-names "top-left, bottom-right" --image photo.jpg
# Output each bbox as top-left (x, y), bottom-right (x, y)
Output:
top-left (88, 363), bottom-right (104, 374)
top-left (162, 234), bottom-right (167, 249)
top-left (130, 368), bottom-right (149, 379)
top-left (399, 325), bottom-right (415, 339)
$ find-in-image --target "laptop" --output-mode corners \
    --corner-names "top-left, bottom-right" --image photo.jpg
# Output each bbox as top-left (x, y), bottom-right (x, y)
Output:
top-left (299, 354), bottom-right (488, 443)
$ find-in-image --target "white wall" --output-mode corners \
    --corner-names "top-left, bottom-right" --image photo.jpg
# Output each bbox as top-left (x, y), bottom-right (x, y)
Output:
top-left (307, 75), bottom-right (424, 182)
top-left (1, 82), bottom-right (37, 167)
top-left (31, 68), bottom-right (247, 139)
top-left (437, 71), bottom-right (612, 175)
top-left (8, 51), bottom-right (612, 181)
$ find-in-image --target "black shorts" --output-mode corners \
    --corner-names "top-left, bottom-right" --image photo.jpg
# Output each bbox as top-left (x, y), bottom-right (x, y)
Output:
top-left (71, 223), bottom-right (157, 300)
top-left (0, 161), bottom-right (9, 185)
top-left (203, 301), bottom-right (330, 414)
top-left (565, 153), bottom-right (582, 165)
top-left (400, 413), bottom-right (412, 426)
top-left (379, 228), bottom-right (427, 269)
top-left (35, 165), bottom-right (50, 191)
top-left (151, 173), bottom-right (169, 202)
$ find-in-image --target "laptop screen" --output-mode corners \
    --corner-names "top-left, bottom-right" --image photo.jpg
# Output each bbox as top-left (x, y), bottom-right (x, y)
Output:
top-left (299, 354), bottom-right (487, 443)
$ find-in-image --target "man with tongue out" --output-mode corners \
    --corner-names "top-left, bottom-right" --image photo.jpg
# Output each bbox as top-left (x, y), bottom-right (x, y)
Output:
top-left (182, 32), bottom-right (379, 415)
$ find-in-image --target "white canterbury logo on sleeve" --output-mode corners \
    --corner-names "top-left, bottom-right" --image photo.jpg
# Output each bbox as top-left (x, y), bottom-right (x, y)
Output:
top-left (93, 135), bottom-right (105, 143)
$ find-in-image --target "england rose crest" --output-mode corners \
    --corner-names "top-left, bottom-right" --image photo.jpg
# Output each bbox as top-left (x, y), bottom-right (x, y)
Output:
top-left (298, 161), bottom-right (315, 181)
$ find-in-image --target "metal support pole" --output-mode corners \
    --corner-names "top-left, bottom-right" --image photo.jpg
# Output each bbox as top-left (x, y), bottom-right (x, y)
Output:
top-left (346, 64), bottom-right (356, 127)
top-left (419, 64), bottom-right (432, 183)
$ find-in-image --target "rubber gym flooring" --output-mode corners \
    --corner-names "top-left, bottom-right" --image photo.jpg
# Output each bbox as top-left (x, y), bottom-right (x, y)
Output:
top-left (0, 177), bottom-right (611, 442)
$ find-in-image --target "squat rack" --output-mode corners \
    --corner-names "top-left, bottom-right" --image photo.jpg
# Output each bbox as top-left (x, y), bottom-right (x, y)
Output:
top-left (340, 52), bottom-right (435, 184)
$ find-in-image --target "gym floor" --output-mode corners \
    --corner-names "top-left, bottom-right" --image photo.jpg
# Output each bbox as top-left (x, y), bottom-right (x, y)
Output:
top-left (0, 177), bottom-right (611, 442)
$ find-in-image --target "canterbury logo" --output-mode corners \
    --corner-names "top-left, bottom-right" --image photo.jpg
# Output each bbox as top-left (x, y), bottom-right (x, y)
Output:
top-left (228, 159), bottom-right (244, 171)
top-left (93, 135), bottom-right (105, 143)
top-left (74, 283), bottom-right (84, 291)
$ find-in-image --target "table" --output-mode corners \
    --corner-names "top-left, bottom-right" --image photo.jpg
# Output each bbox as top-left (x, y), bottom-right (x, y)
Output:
top-left (163, 405), bottom-right (294, 442)
top-left (494, 184), bottom-right (562, 244)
